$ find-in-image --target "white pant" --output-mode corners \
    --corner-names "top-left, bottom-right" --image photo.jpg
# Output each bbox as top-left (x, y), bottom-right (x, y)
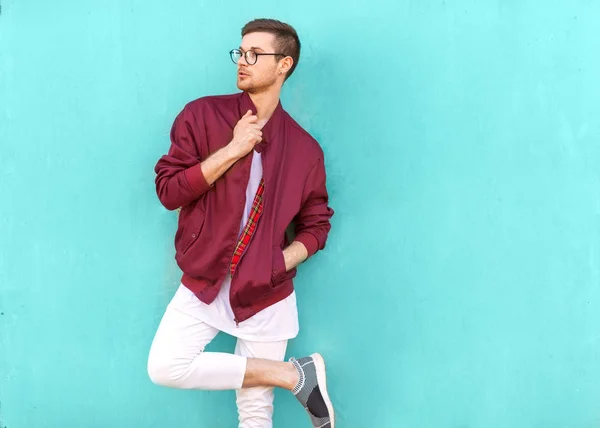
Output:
top-left (147, 288), bottom-right (288, 428)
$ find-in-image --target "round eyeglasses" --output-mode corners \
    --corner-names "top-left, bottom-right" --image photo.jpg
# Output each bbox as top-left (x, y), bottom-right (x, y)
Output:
top-left (230, 49), bottom-right (287, 65)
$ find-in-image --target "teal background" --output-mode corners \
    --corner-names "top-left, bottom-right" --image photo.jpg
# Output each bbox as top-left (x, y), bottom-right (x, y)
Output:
top-left (1, 0), bottom-right (600, 427)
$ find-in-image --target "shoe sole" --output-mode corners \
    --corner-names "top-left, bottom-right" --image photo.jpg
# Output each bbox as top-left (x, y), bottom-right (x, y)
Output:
top-left (311, 353), bottom-right (335, 428)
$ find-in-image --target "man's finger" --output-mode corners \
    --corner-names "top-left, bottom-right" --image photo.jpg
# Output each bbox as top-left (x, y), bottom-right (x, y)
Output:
top-left (256, 119), bottom-right (268, 129)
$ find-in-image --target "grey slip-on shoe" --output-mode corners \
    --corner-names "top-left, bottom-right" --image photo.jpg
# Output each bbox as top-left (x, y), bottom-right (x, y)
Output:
top-left (290, 353), bottom-right (335, 428)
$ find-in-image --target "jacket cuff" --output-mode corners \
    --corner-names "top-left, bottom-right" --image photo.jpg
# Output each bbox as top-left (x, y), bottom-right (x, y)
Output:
top-left (295, 232), bottom-right (319, 258)
top-left (183, 163), bottom-right (211, 196)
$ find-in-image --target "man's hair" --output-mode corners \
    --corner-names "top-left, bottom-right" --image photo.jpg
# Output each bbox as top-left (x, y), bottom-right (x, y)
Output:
top-left (242, 19), bottom-right (301, 80)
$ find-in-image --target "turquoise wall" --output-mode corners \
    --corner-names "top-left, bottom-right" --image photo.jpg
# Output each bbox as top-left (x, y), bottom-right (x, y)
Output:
top-left (1, 0), bottom-right (600, 427)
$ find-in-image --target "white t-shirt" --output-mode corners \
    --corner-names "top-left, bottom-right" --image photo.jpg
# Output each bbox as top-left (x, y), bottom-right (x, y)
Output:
top-left (191, 150), bottom-right (299, 342)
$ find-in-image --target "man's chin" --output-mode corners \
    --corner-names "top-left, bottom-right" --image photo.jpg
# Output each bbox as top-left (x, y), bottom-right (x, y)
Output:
top-left (237, 80), bottom-right (251, 91)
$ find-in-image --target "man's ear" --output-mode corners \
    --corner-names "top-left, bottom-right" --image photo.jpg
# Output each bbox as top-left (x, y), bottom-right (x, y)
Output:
top-left (281, 56), bottom-right (294, 74)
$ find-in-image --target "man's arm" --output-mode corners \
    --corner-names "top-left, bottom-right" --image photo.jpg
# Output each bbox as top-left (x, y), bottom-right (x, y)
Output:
top-left (283, 156), bottom-right (334, 271)
top-left (195, 144), bottom-right (244, 188)
top-left (200, 110), bottom-right (264, 186)
top-left (155, 108), bottom-right (262, 211)
top-left (283, 241), bottom-right (309, 271)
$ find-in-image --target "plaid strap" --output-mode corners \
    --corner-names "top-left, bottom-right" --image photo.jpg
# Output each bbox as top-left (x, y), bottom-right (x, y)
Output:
top-left (230, 178), bottom-right (265, 276)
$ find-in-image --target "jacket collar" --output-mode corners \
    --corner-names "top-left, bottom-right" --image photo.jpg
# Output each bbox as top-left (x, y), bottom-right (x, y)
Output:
top-left (239, 91), bottom-right (284, 152)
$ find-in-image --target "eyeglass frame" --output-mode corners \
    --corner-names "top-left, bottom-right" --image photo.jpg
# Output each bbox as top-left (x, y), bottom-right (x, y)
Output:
top-left (229, 48), bottom-right (288, 65)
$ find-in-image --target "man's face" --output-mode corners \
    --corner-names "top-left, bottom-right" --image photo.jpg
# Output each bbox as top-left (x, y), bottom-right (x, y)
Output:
top-left (236, 32), bottom-right (281, 93)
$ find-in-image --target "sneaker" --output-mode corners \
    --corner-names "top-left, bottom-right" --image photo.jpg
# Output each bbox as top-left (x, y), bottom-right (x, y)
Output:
top-left (290, 353), bottom-right (335, 428)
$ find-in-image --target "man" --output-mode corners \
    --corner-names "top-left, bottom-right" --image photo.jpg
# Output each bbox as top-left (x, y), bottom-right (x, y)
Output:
top-left (147, 18), bottom-right (336, 428)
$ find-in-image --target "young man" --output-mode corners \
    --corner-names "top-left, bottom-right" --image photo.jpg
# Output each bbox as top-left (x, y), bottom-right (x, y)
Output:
top-left (147, 19), bottom-right (335, 428)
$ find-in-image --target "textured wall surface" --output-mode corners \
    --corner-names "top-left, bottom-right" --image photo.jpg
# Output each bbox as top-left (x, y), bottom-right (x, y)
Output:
top-left (1, 0), bottom-right (600, 427)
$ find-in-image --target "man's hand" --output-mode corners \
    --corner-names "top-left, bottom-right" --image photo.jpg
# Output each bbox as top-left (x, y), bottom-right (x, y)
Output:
top-left (191, 111), bottom-right (265, 190)
top-left (229, 110), bottom-right (263, 159)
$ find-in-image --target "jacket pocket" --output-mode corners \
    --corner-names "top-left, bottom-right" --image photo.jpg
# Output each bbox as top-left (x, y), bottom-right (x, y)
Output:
top-left (178, 212), bottom-right (207, 255)
top-left (271, 246), bottom-right (287, 286)
top-left (270, 246), bottom-right (297, 287)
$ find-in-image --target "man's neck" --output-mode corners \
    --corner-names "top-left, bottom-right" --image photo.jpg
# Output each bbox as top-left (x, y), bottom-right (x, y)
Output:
top-left (248, 88), bottom-right (281, 123)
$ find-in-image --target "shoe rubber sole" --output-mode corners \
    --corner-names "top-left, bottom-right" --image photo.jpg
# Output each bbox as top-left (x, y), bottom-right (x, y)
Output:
top-left (311, 353), bottom-right (335, 428)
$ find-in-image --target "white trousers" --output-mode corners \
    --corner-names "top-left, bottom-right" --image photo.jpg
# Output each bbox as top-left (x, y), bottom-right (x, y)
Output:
top-left (147, 288), bottom-right (288, 428)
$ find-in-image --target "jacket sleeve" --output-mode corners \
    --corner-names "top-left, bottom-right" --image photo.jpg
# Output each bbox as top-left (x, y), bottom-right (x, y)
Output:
top-left (154, 105), bottom-right (211, 211)
top-left (294, 156), bottom-right (334, 258)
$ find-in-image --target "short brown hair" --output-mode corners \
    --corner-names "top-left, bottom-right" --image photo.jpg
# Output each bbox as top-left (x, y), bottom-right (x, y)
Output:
top-left (242, 19), bottom-right (301, 80)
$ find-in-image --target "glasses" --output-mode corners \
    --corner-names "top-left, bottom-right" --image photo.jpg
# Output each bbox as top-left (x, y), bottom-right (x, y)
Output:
top-left (229, 49), bottom-right (287, 65)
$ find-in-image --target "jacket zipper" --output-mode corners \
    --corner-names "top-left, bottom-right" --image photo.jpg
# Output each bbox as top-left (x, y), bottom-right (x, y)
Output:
top-left (231, 184), bottom-right (266, 327)
top-left (227, 156), bottom-right (255, 327)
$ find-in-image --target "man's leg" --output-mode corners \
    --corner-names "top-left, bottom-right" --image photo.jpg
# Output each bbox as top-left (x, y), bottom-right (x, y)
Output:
top-left (236, 346), bottom-right (336, 428)
top-left (147, 286), bottom-right (335, 426)
top-left (234, 339), bottom-right (288, 428)
top-left (147, 286), bottom-right (246, 390)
